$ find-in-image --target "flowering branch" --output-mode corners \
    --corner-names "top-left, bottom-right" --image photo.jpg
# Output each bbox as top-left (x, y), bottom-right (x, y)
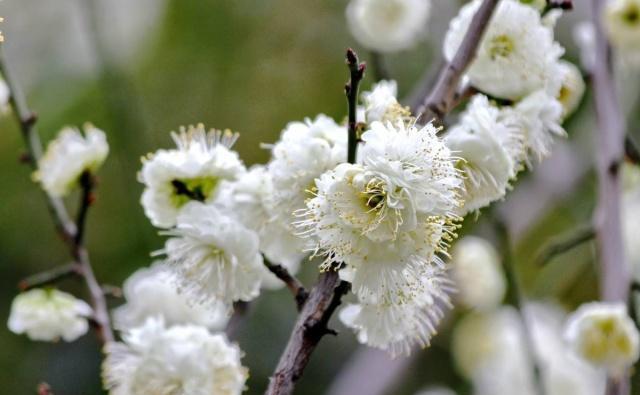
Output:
top-left (590, 0), bottom-right (631, 392)
top-left (416, 0), bottom-right (499, 123)
top-left (0, 44), bottom-right (115, 345)
top-left (534, 225), bottom-right (596, 266)
top-left (264, 260), bottom-right (309, 311)
top-left (265, 49), bottom-right (364, 395)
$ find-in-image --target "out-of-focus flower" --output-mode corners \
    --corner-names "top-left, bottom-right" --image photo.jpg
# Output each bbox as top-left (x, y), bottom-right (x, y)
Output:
top-left (604, 0), bottom-right (640, 65)
top-left (361, 80), bottom-right (410, 124)
top-left (454, 304), bottom-right (606, 395)
top-left (161, 202), bottom-right (264, 306)
top-left (445, 95), bottom-right (523, 214)
top-left (574, 22), bottom-right (596, 72)
top-left (414, 387), bottom-right (457, 395)
top-left (444, 0), bottom-right (564, 100)
top-left (33, 124), bottom-right (108, 197)
top-left (0, 77), bottom-right (10, 112)
top-left (113, 263), bottom-right (229, 331)
top-left (450, 236), bottom-right (506, 310)
top-left (346, 0), bottom-right (431, 53)
top-left (8, 288), bottom-right (92, 342)
top-left (556, 60), bottom-right (586, 118)
top-left (103, 317), bottom-right (248, 395)
top-left (138, 125), bottom-right (245, 228)
top-left (216, 166), bottom-right (303, 290)
top-left (564, 302), bottom-right (640, 376)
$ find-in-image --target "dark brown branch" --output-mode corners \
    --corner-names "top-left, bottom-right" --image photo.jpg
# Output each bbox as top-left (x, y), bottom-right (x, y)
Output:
top-left (19, 263), bottom-right (81, 291)
top-left (265, 271), bottom-right (351, 395)
top-left (345, 48), bottom-right (366, 164)
top-left (0, 44), bottom-right (114, 345)
top-left (534, 225), bottom-right (596, 266)
top-left (416, 0), bottom-right (499, 124)
top-left (264, 260), bottom-right (309, 311)
top-left (75, 171), bottom-right (95, 245)
top-left (546, 0), bottom-right (573, 11)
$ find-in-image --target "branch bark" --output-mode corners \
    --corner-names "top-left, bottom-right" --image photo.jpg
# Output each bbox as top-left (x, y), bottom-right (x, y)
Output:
top-left (534, 225), bottom-right (596, 266)
top-left (0, 44), bottom-right (114, 345)
top-left (416, 0), bottom-right (499, 124)
top-left (264, 259), bottom-right (309, 311)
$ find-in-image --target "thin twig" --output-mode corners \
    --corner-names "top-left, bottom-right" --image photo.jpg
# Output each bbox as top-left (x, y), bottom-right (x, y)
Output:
top-left (546, 0), bottom-right (573, 11)
top-left (75, 171), bottom-right (95, 245)
top-left (416, 0), bottom-right (499, 124)
top-left (18, 263), bottom-right (81, 291)
top-left (0, 43), bottom-right (115, 345)
top-left (369, 51), bottom-right (390, 82)
top-left (345, 48), bottom-right (366, 164)
top-left (264, 259), bottom-right (309, 311)
top-left (534, 225), bottom-right (596, 266)
top-left (496, 220), bottom-right (546, 395)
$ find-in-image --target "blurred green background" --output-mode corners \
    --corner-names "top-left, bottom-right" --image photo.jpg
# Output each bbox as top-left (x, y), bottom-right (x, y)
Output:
top-left (0, 0), bottom-right (632, 394)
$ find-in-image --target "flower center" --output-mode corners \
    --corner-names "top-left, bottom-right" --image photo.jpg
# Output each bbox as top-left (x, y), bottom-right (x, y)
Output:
top-left (170, 177), bottom-right (219, 207)
top-left (488, 35), bottom-right (514, 60)
top-left (360, 178), bottom-right (387, 212)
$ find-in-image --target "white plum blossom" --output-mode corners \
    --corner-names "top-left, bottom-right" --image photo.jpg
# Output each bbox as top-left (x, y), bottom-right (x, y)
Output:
top-left (339, 266), bottom-right (453, 356)
top-left (139, 125), bottom-right (246, 228)
top-left (604, 0), bottom-right (640, 66)
top-left (0, 77), bottom-right (9, 112)
top-left (445, 95), bottom-right (524, 214)
top-left (8, 288), bottom-right (93, 342)
top-left (103, 317), bottom-right (248, 395)
top-left (113, 263), bottom-right (230, 331)
top-left (215, 166), bottom-right (303, 290)
top-left (502, 90), bottom-right (566, 163)
top-left (574, 22), bottom-right (597, 73)
top-left (346, 0), bottom-right (431, 53)
top-left (564, 302), bottom-right (640, 376)
top-left (450, 236), bottom-right (506, 310)
top-left (34, 124), bottom-right (109, 197)
top-left (556, 60), bottom-right (586, 118)
top-left (361, 80), bottom-right (409, 124)
top-left (453, 304), bottom-right (606, 395)
top-left (160, 202), bottom-right (264, 306)
top-left (444, 0), bottom-right (564, 100)
top-left (267, 114), bottom-right (346, 251)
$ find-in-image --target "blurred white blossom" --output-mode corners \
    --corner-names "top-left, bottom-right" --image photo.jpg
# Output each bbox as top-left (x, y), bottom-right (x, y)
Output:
top-left (450, 236), bottom-right (506, 310)
top-left (556, 60), bottom-right (586, 118)
top-left (139, 125), bottom-right (245, 228)
top-left (444, 0), bottom-right (564, 100)
top-left (8, 288), bottom-right (92, 342)
top-left (103, 317), bottom-right (248, 395)
top-left (564, 302), bottom-right (640, 377)
top-left (113, 263), bottom-right (230, 331)
top-left (34, 124), bottom-right (108, 197)
top-left (161, 202), bottom-right (264, 306)
top-left (346, 0), bottom-right (431, 53)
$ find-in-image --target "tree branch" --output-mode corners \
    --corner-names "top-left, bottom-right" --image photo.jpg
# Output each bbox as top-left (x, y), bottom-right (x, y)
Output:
top-left (534, 225), bottom-right (596, 266)
top-left (546, 0), bottom-right (573, 11)
top-left (416, 0), bottom-right (499, 124)
top-left (0, 43), bottom-right (114, 345)
top-left (18, 263), bottom-right (81, 291)
top-left (265, 49), bottom-right (363, 395)
top-left (264, 259), bottom-right (309, 311)
top-left (345, 48), bottom-right (366, 164)
top-left (591, 0), bottom-right (631, 392)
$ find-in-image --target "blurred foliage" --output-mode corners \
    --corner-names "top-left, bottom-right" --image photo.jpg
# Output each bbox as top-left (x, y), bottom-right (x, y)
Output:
top-left (0, 0), bottom-right (616, 394)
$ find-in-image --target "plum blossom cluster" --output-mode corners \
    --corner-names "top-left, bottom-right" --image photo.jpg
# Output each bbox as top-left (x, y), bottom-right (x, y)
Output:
top-left (443, 0), bottom-right (585, 215)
